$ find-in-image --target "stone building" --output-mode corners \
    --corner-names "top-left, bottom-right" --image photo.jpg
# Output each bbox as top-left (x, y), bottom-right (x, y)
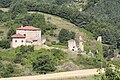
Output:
top-left (68, 39), bottom-right (78, 51)
top-left (78, 36), bottom-right (84, 52)
top-left (11, 26), bottom-right (42, 48)
top-left (97, 36), bottom-right (102, 43)
top-left (68, 36), bottom-right (84, 52)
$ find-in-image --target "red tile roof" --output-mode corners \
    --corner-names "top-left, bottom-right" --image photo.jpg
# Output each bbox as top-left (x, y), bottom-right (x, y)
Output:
top-left (11, 34), bottom-right (25, 38)
top-left (16, 26), bottom-right (40, 30)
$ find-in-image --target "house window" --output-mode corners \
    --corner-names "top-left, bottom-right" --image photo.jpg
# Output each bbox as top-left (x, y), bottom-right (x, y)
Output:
top-left (33, 40), bottom-right (37, 42)
top-left (15, 40), bottom-right (17, 43)
top-left (24, 34), bottom-right (26, 36)
top-left (21, 40), bottom-right (23, 43)
top-left (72, 49), bottom-right (74, 51)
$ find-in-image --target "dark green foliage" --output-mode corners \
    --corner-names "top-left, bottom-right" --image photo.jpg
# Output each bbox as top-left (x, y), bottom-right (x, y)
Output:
top-left (7, 27), bottom-right (16, 40)
top-left (14, 53), bottom-right (23, 64)
top-left (103, 45), bottom-right (115, 60)
top-left (117, 38), bottom-right (120, 49)
top-left (9, 2), bottom-right (27, 16)
top-left (69, 31), bottom-right (75, 39)
top-left (14, 45), bottom-right (34, 64)
top-left (32, 53), bottom-right (56, 74)
top-left (0, 63), bottom-right (20, 78)
top-left (58, 29), bottom-right (75, 43)
top-left (19, 14), bottom-right (45, 28)
top-left (87, 0), bottom-right (120, 22)
top-left (76, 54), bottom-right (105, 68)
top-left (0, 12), bottom-right (11, 23)
top-left (54, 0), bottom-right (73, 5)
top-left (19, 45), bottom-right (34, 54)
top-left (0, 62), bottom-right (4, 77)
top-left (51, 49), bottom-right (67, 65)
top-left (86, 22), bottom-right (120, 47)
top-left (0, 39), bottom-right (10, 49)
top-left (85, 0), bottom-right (120, 48)
top-left (0, 0), bottom-right (12, 8)
top-left (99, 64), bottom-right (120, 80)
top-left (0, 31), bottom-right (3, 34)
top-left (2, 64), bottom-right (14, 77)
top-left (84, 0), bottom-right (100, 10)
top-left (100, 27), bottom-right (119, 47)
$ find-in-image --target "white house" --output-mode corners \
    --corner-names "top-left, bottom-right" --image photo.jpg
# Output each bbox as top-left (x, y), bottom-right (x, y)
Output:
top-left (11, 26), bottom-right (42, 48)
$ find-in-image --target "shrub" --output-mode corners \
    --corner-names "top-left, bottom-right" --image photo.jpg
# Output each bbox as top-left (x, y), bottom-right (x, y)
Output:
top-left (58, 29), bottom-right (75, 43)
top-left (0, 39), bottom-right (10, 49)
top-left (32, 53), bottom-right (56, 74)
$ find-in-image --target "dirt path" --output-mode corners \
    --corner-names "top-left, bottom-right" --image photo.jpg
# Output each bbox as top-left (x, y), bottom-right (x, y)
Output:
top-left (0, 69), bottom-right (104, 80)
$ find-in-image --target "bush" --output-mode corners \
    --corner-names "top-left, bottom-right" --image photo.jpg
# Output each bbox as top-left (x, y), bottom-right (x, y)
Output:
top-left (14, 53), bottom-right (23, 64)
top-left (0, 0), bottom-right (12, 8)
top-left (58, 29), bottom-right (75, 43)
top-left (32, 53), bottom-right (56, 74)
top-left (0, 39), bottom-right (10, 49)
top-left (9, 1), bottom-right (27, 16)
top-left (7, 27), bottom-right (16, 40)
top-left (51, 49), bottom-right (67, 65)
top-left (51, 41), bottom-right (57, 45)
top-left (76, 54), bottom-right (106, 68)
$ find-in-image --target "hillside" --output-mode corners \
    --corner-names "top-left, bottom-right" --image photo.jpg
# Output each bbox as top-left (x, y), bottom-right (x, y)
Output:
top-left (0, 0), bottom-right (120, 79)
top-left (28, 11), bottom-right (97, 49)
top-left (86, 0), bottom-right (120, 23)
top-left (0, 7), bottom-right (104, 77)
top-left (0, 8), bottom-right (98, 52)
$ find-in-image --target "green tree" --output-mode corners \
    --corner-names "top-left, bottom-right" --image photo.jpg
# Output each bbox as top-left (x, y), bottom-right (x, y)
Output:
top-left (0, 0), bottom-right (12, 8)
top-left (14, 53), bottom-right (23, 64)
top-left (55, 0), bottom-right (72, 5)
top-left (10, 2), bottom-right (27, 16)
top-left (2, 64), bottom-right (14, 77)
top-left (117, 38), bottom-right (120, 49)
top-left (32, 53), bottom-right (56, 74)
top-left (51, 49), bottom-right (67, 65)
top-left (0, 39), bottom-right (10, 49)
top-left (20, 14), bottom-right (45, 28)
top-left (98, 64), bottom-right (120, 80)
top-left (58, 29), bottom-right (75, 43)
top-left (1, 64), bottom-right (20, 78)
top-left (0, 62), bottom-right (4, 77)
top-left (76, 54), bottom-right (105, 68)
top-left (19, 45), bottom-right (34, 54)
top-left (7, 27), bottom-right (16, 40)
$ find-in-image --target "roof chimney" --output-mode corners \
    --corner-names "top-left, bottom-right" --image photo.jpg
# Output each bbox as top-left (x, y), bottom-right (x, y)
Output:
top-left (21, 25), bottom-right (24, 28)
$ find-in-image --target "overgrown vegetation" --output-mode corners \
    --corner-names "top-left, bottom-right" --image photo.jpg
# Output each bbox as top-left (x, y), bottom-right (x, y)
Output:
top-left (58, 29), bottom-right (75, 44)
top-left (98, 63), bottom-right (120, 80)
top-left (0, 45), bottom-right (68, 77)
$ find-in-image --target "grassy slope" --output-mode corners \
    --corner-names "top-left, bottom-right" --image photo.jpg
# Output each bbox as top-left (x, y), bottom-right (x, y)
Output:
top-left (0, 8), bottom-right (102, 56)
top-left (28, 11), bottom-right (100, 54)
top-left (0, 8), bottom-right (98, 52)
top-left (28, 11), bottom-right (97, 48)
